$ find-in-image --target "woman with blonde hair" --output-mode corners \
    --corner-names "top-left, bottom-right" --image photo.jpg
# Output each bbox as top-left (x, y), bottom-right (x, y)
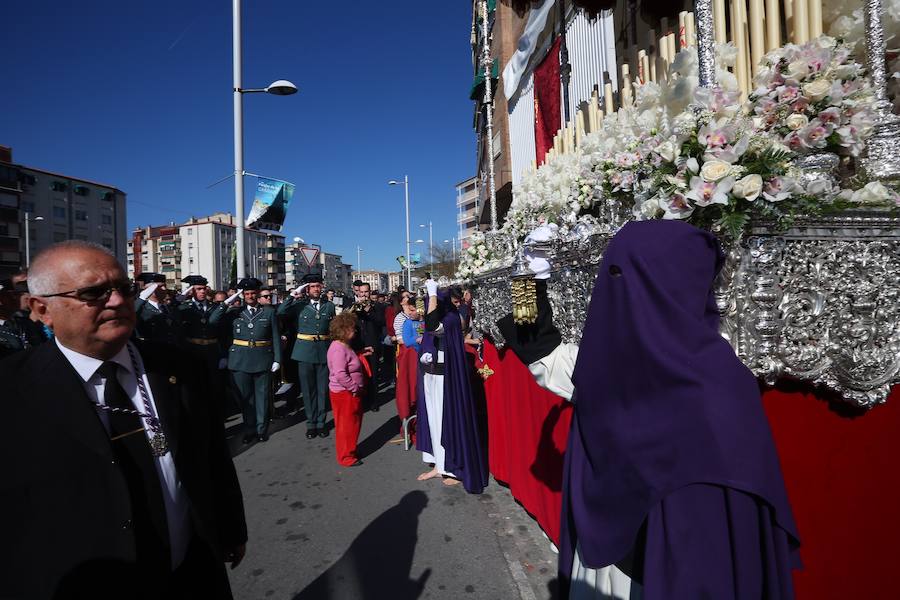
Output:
top-left (326, 312), bottom-right (370, 467)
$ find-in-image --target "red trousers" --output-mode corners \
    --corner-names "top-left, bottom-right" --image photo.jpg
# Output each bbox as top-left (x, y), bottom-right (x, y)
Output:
top-left (329, 389), bottom-right (363, 466)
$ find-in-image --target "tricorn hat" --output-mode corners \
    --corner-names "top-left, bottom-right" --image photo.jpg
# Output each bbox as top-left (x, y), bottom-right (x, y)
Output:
top-left (237, 277), bottom-right (264, 291)
top-left (301, 273), bottom-right (324, 284)
top-left (182, 275), bottom-right (208, 286)
top-left (137, 272), bottom-right (166, 284)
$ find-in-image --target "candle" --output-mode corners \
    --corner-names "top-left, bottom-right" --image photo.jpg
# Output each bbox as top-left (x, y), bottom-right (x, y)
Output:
top-left (714, 0), bottom-right (727, 44)
top-left (566, 124), bottom-right (576, 153)
top-left (604, 81), bottom-right (615, 114)
top-left (784, 0), bottom-right (794, 41)
top-left (588, 90), bottom-right (599, 132)
top-left (686, 12), bottom-right (696, 47)
top-left (749, 0), bottom-right (765, 76)
top-left (678, 11), bottom-right (688, 49)
top-left (659, 32), bottom-right (670, 78)
top-left (809, 0), bottom-right (822, 38)
top-left (793, 0), bottom-right (809, 44)
top-left (667, 32), bottom-right (678, 66)
top-left (637, 49), bottom-right (648, 84)
top-left (732, 0), bottom-right (749, 99)
top-left (621, 63), bottom-right (633, 106)
top-left (575, 112), bottom-right (585, 147)
top-left (647, 29), bottom-right (658, 83)
top-left (765, 0), bottom-right (781, 50)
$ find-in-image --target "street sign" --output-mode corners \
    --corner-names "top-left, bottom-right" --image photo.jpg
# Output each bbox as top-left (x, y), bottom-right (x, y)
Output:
top-left (300, 247), bottom-right (319, 267)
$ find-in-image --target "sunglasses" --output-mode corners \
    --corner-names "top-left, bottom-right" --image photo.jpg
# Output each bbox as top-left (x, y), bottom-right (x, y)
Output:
top-left (40, 280), bottom-right (139, 303)
top-left (259, 294), bottom-right (272, 299)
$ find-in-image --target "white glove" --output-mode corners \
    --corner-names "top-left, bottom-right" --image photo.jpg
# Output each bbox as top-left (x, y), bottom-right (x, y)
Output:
top-left (425, 279), bottom-right (438, 298)
top-left (420, 352), bottom-right (434, 365)
top-left (291, 283), bottom-right (309, 298)
top-left (139, 283), bottom-right (159, 301)
top-left (271, 362), bottom-right (281, 373)
top-left (218, 358), bottom-right (228, 370)
top-left (528, 256), bottom-right (552, 280)
top-left (525, 223), bottom-right (558, 244)
top-left (225, 289), bottom-right (243, 305)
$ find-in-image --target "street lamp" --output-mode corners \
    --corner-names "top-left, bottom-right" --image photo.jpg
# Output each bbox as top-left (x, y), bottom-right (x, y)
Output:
top-left (23, 212), bottom-right (44, 268)
top-left (387, 176), bottom-right (411, 289)
top-left (443, 237), bottom-right (458, 263)
top-left (418, 221), bottom-right (433, 268)
top-left (233, 0), bottom-right (297, 279)
top-left (356, 246), bottom-right (363, 278)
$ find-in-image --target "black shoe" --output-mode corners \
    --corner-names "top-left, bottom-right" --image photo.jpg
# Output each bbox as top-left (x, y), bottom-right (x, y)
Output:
top-left (349, 459), bottom-right (363, 467)
top-left (306, 429), bottom-right (318, 439)
top-left (242, 434), bottom-right (255, 445)
top-left (370, 405), bottom-right (380, 412)
top-left (318, 429), bottom-right (329, 438)
top-left (257, 433), bottom-right (269, 442)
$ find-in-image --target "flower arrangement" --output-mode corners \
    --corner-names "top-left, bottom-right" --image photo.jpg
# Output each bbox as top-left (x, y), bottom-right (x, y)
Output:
top-left (747, 36), bottom-right (876, 157)
top-left (457, 231), bottom-right (503, 279)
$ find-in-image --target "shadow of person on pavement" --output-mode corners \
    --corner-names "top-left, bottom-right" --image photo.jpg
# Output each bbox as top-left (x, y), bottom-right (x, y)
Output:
top-left (293, 491), bottom-right (431, 600)
top-left (357, 415), bottom-right (402, 459)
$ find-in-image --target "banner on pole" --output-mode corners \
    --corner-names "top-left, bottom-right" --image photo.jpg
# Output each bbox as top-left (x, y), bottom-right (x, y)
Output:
top-left (300, 247), bottom-right (320, 267)
top-left (246, 177), bottom-right (294, 231)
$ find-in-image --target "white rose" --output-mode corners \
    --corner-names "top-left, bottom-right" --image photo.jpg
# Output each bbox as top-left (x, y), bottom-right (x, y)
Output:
top-left (785, 113), bottom-right (809, 131)
top-left (653, 140), bottom-right (679, 162)
top-left (803, 79), bottom-right (832, 102)
top-left (785, 59), bottom-right (809, 80)
top-left (851, 181), bottom-right (893, 204)
top-left (700, 159), bottom-right (732, 182)
top-left (731, 174), bottom-right (764, 201)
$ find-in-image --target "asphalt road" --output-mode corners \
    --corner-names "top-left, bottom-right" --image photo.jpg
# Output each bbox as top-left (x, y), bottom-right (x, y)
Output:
top-left (225, 386), bottom-right (558, 600)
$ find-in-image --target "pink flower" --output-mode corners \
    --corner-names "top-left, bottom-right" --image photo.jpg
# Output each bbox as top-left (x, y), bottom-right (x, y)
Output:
top-left (660, 193), bottom-right (694, 220)
top-left (762, 177), bottom-right (795, 202)
top-left (799, 123), bottom-right (831, 149)
top-left (790, 98), bottom-right (810, 113)
top-left (685, 175), bottom-right (734, 207)
top-left (784, 132), bottom-right (806, 151)
top-left (778, 85), bottom-right (801, 103)
top-left (818, 107), bottom-right (841, 125)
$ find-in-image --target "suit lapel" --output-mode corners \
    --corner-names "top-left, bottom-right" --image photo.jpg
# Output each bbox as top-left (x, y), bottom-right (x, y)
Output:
top-left (34, 343), bottom-right (114, 460)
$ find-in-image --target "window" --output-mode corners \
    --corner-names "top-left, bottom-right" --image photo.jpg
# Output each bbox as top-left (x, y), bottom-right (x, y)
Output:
top-left (19, 173), bottom-right (36, 186)
top-left (53, 206), bottom-right (66, 219)
top-left (53, 232), bottom-right (67, 242)
top-left (0, 192), bottom-right (16, 208)
top-left (0, 223), bottom-right (7, 236)
top-left (188, 243), bottom-right (193, 249)
top-left (74, 234), bottom-right (87, 241)
top-left (21, 201), bottom-right (35, 212)
top-left (101, 214), bottom-right (113, 225)
top-left (75, 210), bottom-right (88, 221)
top-left (101, 191), bottom-right (115, 202)
top-left (102, 239), bottom-right (113, 249)
top-left (51, 181), bottom-right (67, 192)
top-left (187, 229), bottom-right (193, 236)
top-left (74, 185), bottom-right (89, 196)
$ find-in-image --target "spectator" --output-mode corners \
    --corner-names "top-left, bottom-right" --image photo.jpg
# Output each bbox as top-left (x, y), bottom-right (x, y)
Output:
top-left (327, 312), bottom-right (368, 467)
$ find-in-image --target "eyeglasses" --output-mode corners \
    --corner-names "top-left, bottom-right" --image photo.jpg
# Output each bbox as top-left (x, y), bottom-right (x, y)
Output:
top-left (40, 280), bottom-right (139, 303)
top-left (259, 294), bottom-right (272, 299)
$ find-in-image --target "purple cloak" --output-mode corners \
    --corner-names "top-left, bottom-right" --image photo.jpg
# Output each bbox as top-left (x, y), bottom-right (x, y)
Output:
top-left (562, 220), bottom-right (800, 596)
top-left (415, 333), bottom-right (433, 456)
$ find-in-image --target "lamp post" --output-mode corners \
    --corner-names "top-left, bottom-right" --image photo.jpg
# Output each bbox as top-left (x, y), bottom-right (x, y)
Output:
top-left (388, 176), bottom-right (412, 289)
top-left (23, 212), bottom-right (44, 268)
top-left (443, 237), bottom-right (457, 263)
top-left (233, 0), bottom-right (297, 279)
top-left (356, 245), bottom-right (363, 278)
top-left (419, 221), bottom-right (433, 267)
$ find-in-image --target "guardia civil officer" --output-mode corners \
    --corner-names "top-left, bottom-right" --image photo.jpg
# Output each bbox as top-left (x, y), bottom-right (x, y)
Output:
top-left (277, 273), bottom-right (335, 439)
top-left (0, 278), bottom-right (46, 358)
top-left (134, 272), bottom-right (180, 346)
top-left (216, 278), bottom-right (282, 443)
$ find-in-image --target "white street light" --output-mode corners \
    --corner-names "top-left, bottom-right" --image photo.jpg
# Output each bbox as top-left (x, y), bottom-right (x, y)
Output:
top-left (24, 212), bottom-right (44, 268)
top-left (419, 221), bottom-right (433, 268)
top-left (233, 0), bottom-right (297, 279)
top-left (388, 176), bottom-right (412, 289)
top-left (443, 237), bottom-right (457, 263)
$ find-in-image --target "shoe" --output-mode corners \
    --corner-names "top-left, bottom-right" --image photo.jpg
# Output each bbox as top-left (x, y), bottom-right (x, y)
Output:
top-left (242, 434), bottom-right (255, 445)
top-left (306, 429), bottom-right (318, 439)
top-left (257, 433), bottom-right (269, 442)
top-left (348, 459), bottom-right (363, 467)
top-left (370, 405), bottom-right (380, 412)
top-left (318, 429), bottom-right (330, 438)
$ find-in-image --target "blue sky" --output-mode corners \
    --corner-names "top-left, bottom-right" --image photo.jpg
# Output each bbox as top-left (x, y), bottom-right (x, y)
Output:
top-left (1, 1), bottom-right (476, 272)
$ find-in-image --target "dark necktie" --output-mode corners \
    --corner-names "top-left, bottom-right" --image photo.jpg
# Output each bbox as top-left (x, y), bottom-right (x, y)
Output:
top-left (97, 361), bottom-right (171, 569)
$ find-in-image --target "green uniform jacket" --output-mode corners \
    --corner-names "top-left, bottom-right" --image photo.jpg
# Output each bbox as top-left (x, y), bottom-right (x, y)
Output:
top-left (221, 305), bottom-right (283, 373)
top-left (134, 298), bottom-right (180, 346)
top-left (277, 297), bottom-right (335, 364)
top-left (176, 300), bottom-right (221, 345)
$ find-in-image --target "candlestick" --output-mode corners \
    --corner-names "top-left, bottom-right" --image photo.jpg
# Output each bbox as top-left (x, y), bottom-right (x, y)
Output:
top-left (809, 0), bottom-right (823, 38)
top-left (765, 0), bottom-right (781, 50)
top-left (696, 0), bottom-right (719, 88)
top-left (861, 0), bottom-right (900, 183)
top-left (686, 12), bottom-right (697, 47)
top-left (793, 0), bottom-right (809, 44)
top-left (713, 0), bottom-right (727, 44)
top-left (749, 0), bottom-right (765, 76)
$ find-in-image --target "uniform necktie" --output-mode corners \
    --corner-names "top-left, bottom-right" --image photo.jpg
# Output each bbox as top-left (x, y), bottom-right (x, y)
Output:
top-left (97, 362), bottom-right (171, 566)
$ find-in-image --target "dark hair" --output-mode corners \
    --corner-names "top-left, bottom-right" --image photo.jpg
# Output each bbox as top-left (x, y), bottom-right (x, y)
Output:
top-left (352, 280), bottom-right (364, 287)
top-left (449, 286), bottom-right (464, 301)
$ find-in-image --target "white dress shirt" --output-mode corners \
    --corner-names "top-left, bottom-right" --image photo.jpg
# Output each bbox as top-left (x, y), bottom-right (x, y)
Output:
top-left (55, 338), bottom-right (191, 568)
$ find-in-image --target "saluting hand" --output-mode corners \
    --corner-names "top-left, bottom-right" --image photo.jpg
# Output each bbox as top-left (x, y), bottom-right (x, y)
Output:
top-left (271, 362), bottom-right (281, 373)
top-left (291, 283), bottom-right (309, 298)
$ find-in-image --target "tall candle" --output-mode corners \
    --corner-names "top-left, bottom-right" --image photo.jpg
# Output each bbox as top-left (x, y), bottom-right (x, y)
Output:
top-left (588, 90), bottom-right (599, 132)
top-left (793, 0), bottom-right (809, 44)
top-left (621, 63), bottom-right (633, 106)
top-left (604, 81), bottom-right (615, 114)
top-left (686, 12), bottom-right (696, 47)
top-left (713, 0), bottom-right (727, 44)
top-left (678, 11), bottom-right (688, 49)
top-left (575, 112), bottom-right (585, 146)
top-left (784, 0), bottom-right (794, 41)
top-left (809, 0), bottom-right (822, 38)
top-left (647, 29), bottom-right (658, 83)
top-left (749, 0), bottom-right (765, 76)
top-left (765, 0), bottom-right (781, 50)
top-left (732, 0), bottom-right (749, 99)
top-left (667, 32), bottom-right (678, 65)
top-left (566, 124), bottom-right (575, 153)
top-left (638, 49), bottom-right (648, 84)
top-left (659, 32), bottom-right (670, 74)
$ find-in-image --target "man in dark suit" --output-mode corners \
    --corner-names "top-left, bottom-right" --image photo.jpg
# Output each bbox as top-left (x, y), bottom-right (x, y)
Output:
top-left (349, 281), bottom-right (386, 412)
top-left (0, 241), bottom-right (247, 600)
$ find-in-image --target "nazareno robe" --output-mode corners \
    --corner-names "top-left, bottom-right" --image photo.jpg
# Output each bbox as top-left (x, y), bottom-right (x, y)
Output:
top-left (561, 220), bottom-right (800, 598)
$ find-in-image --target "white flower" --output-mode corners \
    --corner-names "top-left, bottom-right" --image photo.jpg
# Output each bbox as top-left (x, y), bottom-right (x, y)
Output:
top-left (851, 181), bottom-right (893, 204)
top-left (803, 79), bottom-right (832, 101)
top-left (785, 113), bottom-right (809, 131)
top-left (731, 174), bottom-right (764, 201)
top-left (700, 159), bottom-right (732, 182)
top-left (806, 178), bottom-right (833, 196)
top-left (653, 139), bottom-right (679, 162)
top-left (685, 175), bottom-right (735, 207)
top-left (633, 198), bottom-right (661, 220)
top-left (786, 60), bottom-right (810, 80)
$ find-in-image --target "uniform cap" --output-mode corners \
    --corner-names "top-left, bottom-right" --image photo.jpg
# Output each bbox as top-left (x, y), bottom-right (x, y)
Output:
top-left (137, 272), bottom-right (166, 284)
top-left (301, 273), bottom-right (324, 284)
top-left (182, 275), bottom-right (208, 286)
top-left (237, 277), bottom-right (263, 291)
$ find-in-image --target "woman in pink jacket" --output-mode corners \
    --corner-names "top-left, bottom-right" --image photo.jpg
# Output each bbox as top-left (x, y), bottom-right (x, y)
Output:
top-left (327, 312), bottom-right (370, 466)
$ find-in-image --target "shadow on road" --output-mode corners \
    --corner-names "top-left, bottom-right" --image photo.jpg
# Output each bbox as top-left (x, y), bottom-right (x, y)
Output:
top-left (357, 415), bottom-right (401, 459)
top-left (293, 491), bottom-right (431, 600)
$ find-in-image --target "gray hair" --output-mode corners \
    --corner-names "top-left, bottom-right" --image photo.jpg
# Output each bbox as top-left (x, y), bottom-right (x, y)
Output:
top-left (28, 240), bottom-right (118, 296)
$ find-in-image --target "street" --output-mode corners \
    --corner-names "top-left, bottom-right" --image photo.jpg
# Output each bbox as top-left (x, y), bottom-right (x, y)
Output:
top-left (226, 387), bottom-right (558, 600)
